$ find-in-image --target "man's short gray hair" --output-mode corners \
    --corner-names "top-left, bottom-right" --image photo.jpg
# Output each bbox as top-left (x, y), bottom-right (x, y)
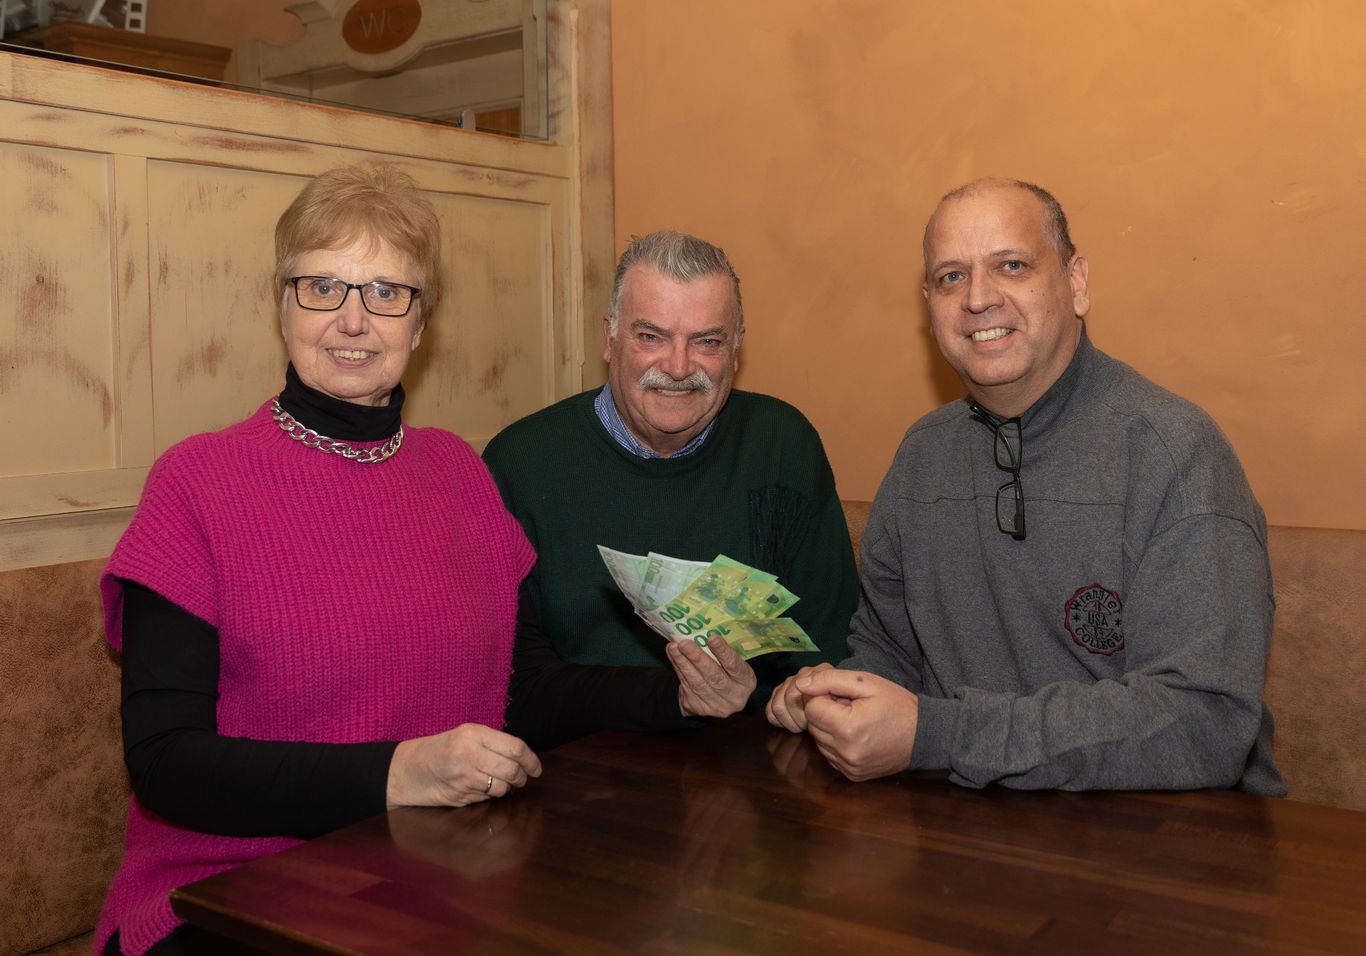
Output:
top-left (608, 230), bottom-right (744, 339)
top-left (922, 178), bottom-right (1077, 274)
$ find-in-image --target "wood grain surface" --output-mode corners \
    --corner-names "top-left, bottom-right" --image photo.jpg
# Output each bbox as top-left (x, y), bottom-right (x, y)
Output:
top-left (172, 716), bottom-right (1366, 954)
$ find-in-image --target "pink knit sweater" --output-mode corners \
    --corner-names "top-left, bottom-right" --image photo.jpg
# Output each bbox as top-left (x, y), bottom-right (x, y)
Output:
top-left (94, 400), bottom-right (534, 955)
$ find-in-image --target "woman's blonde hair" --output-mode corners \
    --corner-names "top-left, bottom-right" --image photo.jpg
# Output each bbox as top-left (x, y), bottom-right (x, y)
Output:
top-left (274, 162), bottom-right (443, 320)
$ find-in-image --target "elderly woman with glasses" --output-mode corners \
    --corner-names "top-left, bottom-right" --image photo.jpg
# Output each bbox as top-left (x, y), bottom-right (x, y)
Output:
top-left (94, 163), bottom-right (540, 956)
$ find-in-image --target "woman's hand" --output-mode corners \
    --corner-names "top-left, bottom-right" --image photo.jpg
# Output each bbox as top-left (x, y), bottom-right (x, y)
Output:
top-left (387, 724), bottom-right (542, 808)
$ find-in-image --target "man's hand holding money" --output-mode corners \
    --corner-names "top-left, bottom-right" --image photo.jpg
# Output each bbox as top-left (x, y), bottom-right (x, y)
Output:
top-left (667, 633), bottom-right (756, 718)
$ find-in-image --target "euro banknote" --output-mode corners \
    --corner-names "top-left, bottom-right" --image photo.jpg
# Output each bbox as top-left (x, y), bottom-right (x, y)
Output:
top-left (598, 545), bottom-right (818, 660)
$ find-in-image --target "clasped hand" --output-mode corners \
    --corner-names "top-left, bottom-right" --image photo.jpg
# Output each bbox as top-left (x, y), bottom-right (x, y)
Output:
top-left (667, 634), bottom-right (757, 718)
top-left (765, 664), bottom-right (919, 782)
top-left (387, 723), bottom-right (541, 808)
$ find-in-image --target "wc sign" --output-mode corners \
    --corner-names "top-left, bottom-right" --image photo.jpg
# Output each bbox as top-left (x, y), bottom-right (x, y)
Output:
top-left (343, 0), bottom-right (423, 55)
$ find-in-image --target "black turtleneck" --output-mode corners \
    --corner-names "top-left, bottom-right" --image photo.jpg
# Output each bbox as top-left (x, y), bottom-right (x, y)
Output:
top-left (118, 370), bottom-right (403, 838)
top-left (277, 362), bottom-right (404, 441)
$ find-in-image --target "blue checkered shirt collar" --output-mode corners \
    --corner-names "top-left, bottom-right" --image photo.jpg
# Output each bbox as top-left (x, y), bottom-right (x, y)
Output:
top-left (594, 382), bottom-right (715, 459)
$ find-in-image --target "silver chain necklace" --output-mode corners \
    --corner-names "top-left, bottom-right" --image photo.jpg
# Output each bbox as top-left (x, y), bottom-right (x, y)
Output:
top-left (270, 398), bottom-right (403, 463)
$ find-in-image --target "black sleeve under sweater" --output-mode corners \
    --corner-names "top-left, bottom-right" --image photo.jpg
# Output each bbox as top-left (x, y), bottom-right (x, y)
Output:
top-left (503, 580), bottom-right (703, 750)
top-left (120, 581), bottom-right (397, 839)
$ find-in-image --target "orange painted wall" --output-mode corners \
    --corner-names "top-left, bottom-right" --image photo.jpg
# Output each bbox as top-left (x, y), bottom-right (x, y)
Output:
top-left (611, 0), bottom-right (1366, 530)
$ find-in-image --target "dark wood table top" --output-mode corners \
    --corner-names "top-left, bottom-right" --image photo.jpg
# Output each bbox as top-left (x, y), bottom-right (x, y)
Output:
top-left (172, 717), bottom-right (1366, 954)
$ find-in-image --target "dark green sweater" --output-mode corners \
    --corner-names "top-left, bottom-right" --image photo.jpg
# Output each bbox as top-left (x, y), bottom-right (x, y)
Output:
top-left (484, 388), bottom-right (857, 747)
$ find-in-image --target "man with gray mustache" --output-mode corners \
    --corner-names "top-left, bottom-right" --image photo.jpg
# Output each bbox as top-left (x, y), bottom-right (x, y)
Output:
top-left (484, 230), bottom-right (857, 750)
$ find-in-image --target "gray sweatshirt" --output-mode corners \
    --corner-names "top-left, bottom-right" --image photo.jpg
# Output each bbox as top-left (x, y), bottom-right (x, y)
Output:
top-left (845, 329), bottom-right (1285, 795)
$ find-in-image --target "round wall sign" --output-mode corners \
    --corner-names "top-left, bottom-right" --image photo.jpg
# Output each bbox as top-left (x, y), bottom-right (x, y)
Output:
top-left (342, 0), bottom-right (423, 55)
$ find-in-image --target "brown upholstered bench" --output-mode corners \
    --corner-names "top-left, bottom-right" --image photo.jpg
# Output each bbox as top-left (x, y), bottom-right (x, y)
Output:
top-left (4, 510), bottom-right (1363, 954)
top-left (1263, 527), bottom-right (1366, 810)
top-left (2, 559), bottom-right (125, 956)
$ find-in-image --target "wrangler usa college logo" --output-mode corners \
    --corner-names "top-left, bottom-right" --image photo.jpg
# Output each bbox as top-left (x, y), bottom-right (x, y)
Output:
top-left (1064, 583), bottom-right (1124, 655)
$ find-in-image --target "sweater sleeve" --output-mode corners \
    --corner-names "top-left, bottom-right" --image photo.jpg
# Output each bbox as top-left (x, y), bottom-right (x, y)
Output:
top-left (120, 582), bottom-right (398, 838)
top-left (746, 430), bottom-right (858, 710)
top-left (849, 507), bottom-right (1279, 792)
top-left (503, 581), bottom-right (703, 750)
top-left (840, 496), bottom-right (930, 689)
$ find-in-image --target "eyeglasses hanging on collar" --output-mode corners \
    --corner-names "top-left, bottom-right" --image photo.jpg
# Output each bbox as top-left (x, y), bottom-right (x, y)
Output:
top-left (970, 401), bottom-right (1026, 540)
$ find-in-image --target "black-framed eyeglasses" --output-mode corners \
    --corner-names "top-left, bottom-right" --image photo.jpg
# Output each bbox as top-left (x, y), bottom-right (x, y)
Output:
top-left (287, 276), bottom-right (422, 317)
top-left (970, 401), bottom-right (1025, 540)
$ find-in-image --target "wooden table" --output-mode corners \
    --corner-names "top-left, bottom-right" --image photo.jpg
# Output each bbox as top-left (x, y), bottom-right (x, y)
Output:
top-left (172, 717), bottom-right (1366, 954)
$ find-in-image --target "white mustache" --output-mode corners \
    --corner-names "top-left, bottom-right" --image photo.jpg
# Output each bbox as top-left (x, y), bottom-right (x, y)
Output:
top-left (637, 367), bottom-right (715, 393)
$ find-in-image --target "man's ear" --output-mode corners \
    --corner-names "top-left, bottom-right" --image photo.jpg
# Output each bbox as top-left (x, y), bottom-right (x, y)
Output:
top-left (602, 313), bottom-right (614, 363)
top-left (1069, 256), bottom-right (1091, 318)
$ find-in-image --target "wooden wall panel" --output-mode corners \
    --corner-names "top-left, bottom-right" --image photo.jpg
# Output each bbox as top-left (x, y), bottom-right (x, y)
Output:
top-left (146, 162), bottom-right (298, 447)
top-left (408, 191), bottom-right (557, 446)
top-left (0, 143), bottom-right (118, 479)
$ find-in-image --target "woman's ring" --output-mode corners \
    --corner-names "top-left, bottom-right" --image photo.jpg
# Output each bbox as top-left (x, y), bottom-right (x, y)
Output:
top-left (484, 774), bottom-right (494, 794)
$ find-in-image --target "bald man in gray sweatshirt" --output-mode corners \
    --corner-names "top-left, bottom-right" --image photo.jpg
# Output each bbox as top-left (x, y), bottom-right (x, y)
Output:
top-left (767, 179), bottom-right (1284, 795)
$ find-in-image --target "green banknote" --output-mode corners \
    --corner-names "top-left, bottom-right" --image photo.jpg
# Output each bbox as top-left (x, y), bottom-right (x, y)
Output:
top-left (639, 551), bottom-right (711, 611)
top-left (597, 545), bottom-right (708, 610)
top-left (658, 564), bottom-right (796, 632)
top-left (600, 547), bottom-right (817, 660)
top-left (597, 545), bottom-right (650, 606)
top-left (718, 618), bottom-right (820, 660)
